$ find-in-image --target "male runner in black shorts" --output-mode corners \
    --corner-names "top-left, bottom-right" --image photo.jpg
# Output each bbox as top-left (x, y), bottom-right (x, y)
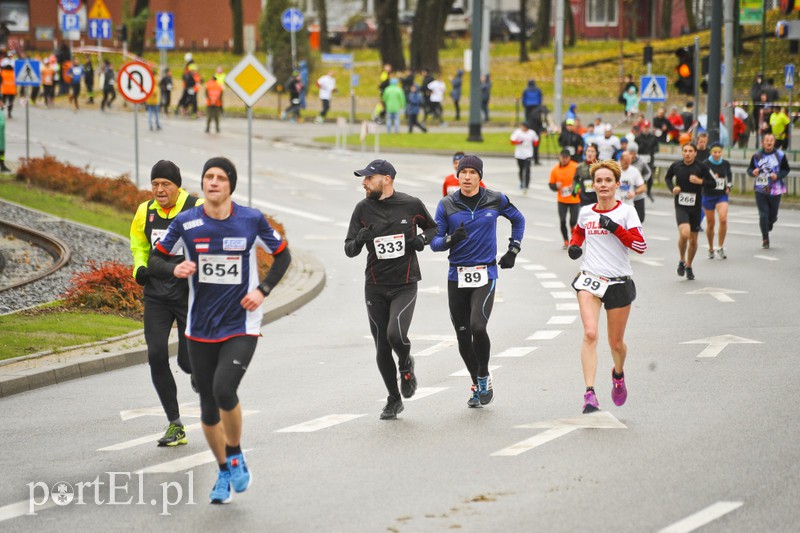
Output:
top-left (345, 159), bottom-right (438, 420)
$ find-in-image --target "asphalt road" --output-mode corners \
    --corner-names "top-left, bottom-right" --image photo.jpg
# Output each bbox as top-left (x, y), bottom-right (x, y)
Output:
top-left (1, 105), bottom-right (798, 532)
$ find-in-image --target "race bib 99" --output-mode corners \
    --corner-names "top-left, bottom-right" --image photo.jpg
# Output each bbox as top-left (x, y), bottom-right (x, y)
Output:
top-left (457, 265), bottom-right (488, 288)
top-left (572, 272), bottom-right (610, 298)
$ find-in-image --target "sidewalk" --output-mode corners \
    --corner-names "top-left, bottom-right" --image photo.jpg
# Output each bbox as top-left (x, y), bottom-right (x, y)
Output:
top-left (0, 249), bottom-right (325, 398)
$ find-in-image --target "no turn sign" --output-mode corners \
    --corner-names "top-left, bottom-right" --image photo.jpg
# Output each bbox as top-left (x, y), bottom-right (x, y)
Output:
top-left (116, 61), bottom-right (155, 104)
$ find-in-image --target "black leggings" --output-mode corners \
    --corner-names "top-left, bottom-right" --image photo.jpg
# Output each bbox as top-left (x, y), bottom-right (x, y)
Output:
top-left (144, 297), bottom-right (192, 422)
top-left (755, 192), bottom-right (781, 239)
top-left (188, 336), bottom-right (257, 425)
top-left (365, 283), bottom-right (417, 399)
top-left (558, 202), bottom-right (580, 241)
top-left (516, 157), bottom-right (531, 188)
top-left (447, 279), bottom-right (496, 384)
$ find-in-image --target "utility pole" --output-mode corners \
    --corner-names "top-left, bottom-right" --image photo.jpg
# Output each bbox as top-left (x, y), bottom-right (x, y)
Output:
top-left (553, 0), bottom-right (564, 129)
top-left (467, 0), bottom-right (484, 142)
top-left (707, 0), bottom-right (722, 144)
top-left (723, 0), bottom-right (734, 146)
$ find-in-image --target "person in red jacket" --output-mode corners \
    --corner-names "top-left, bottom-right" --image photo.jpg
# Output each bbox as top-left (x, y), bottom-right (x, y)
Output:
top-left (205, 77), bottom-right (223, 134)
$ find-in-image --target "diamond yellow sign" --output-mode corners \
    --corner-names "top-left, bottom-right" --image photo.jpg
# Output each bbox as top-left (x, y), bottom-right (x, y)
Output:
top-left (225, 54), bottom-right (277, 108)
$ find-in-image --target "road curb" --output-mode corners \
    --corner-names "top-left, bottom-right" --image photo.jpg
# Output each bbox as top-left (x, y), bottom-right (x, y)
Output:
top-left (0, 248), bottom-right (326, 398)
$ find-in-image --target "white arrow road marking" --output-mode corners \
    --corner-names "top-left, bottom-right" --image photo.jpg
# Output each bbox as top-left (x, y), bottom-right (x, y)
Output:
top-left (414, 340), bottom-right (456, 357)
top-left (523, 264), bottom-right (547, 271)
top-left (138, 448), bottom-right (253, 474)
top-left (376, 387), bottom-right (448, 402)
top-left (527, 330), bottom-right (562, 340)
top-left (754, 254), bottom-right (779, 261)
top-left (275, 414), bottom-right (365, 433)
top-left (629, 255), bottom-right (664, 266)
top-left (658, 501), bottom-right (744, 533)
top-left (556, 302), bottom-right (580, 311)
top-left (494, 347), bottom-right (537, 358)
top-left (541, 281), bottom-right (567, 288)
top-left (491, 411), bottom-right (626, 456)
top-left (686, 287), bottom-right (748, 302)
top-left (547, 315), bottom-right (577, 325)
top-left (450, 365), bottom-right (501, 377)
top-left (681, 334), bottom-right (762, 358)
top-left (535, 272), bottom-right (558, 279)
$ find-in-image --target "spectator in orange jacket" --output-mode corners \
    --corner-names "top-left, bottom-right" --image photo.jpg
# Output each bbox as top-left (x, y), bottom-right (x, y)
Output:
top-left (205, 77), bottom-right (223, 134)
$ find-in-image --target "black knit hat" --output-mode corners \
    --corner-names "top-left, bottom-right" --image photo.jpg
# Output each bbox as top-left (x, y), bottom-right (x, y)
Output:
top-left (457, 155), bottom-right (483, 179)
top-left (202, 157), bottom-right (238, 193)
top-left (150, 160), bottom-right (182, 187)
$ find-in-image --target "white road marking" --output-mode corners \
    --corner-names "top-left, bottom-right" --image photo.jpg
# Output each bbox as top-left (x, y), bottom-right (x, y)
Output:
top-left (494, 347), bottom-right (537, 358)
top-left (120, 403), bottom-right (200, 420)
top-left (629, 255), bottom-right (664, 266)
top-left (754, 254), bottom-right (779, 261)
top-left (556, 303), bottom-right (580, 311)
top-left (491, 411), bottom-right (626, 456)
top-left (657, 501), bottom-right (744, 533)
top-left (419, 286), bottom-right (446, 294)
top-left (449, 365), bottom-right (501, 377)
top-left (540, 281), bottom-right (566, 288)
top-left (527, 330), bottom-right (562, 340)
top-left (726, 230), bottom-right (762, 237)
top-left (137, 448), bottom-right (254, 474)
top-left (274, 414), bottom-right (365, 433)
top-left (250, 197), bottom-right (334, 222)
top-left (550, 291), bottom-right (576, 299)
top-left (681, 334), bottom-right (762, 358)
top-left (645, 234), bottom-right (671, 241)
top-left (547, 315), bottom-right (577, 325)
top-left (686, 287), bottom-right (747, 303)
top-left (303, 235), bottom-right (344, 240)
top-left (414, 340), bottom-right (456, 357)
top-left (0, 499), bottom-right (56, 523)
top-left (525, 235), bottom-right (556, 242)
top-left (99, 423), bottom-right (202, 452)
top-left (376, 387), bottom-right (448, 402)
top-left (535, 272), bottom-right (558, 279)
top-left (523, 264), bottom-right (547, 271)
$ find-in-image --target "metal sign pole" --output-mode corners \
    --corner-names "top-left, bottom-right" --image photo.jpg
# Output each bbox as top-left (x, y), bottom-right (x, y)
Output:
top-left (248, 106), bottom-right (253, 207)
top-left (134, 103), bottom-right (139, 187)
top-left (646, 62), bottom-right (653, 123)
top-left (25, 98), bottom-right (30, 161)
top-left (291, 29), bottom-right (297, 70)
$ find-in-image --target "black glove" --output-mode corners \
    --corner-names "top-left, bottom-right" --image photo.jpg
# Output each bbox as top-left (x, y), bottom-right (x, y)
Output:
top-left (445, 223), bottom-right (468, 248)
top-left (598, 214), bottom-right (620, 233)
top-left (568, 245), bottom-right (583, 260)
top-left (135, 267), bottom-right (149, 286)
top-left (355, 225), bottom-right (374, 247)
top-left (498, 246), bottom-right (519, 269)
top-left (407, 234), bottom-right (426, 252)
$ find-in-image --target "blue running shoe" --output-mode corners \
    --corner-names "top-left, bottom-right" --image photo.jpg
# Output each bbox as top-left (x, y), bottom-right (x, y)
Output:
top-left (210, 469), bottom-right (232, 504)
top-left (467, 384), bottom-right (482, 408)
top-left (227, 453), bottom-right (252, 493)
top-left (477, 374), bottom-right (493, 405)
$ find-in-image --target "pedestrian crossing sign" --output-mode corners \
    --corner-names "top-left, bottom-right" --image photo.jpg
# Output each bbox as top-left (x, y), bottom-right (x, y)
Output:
top-left (640, 75), bottom-right (668, 102)
top-left (14, 59), bottom-right (41, 87)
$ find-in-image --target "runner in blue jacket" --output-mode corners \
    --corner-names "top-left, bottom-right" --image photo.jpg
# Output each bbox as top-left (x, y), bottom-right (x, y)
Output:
top-left (430, 155), bottom-right (525, 408)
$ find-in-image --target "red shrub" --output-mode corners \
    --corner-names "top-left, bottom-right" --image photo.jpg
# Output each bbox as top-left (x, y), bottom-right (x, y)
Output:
top-left (61, 260), bottom-right (143, 316)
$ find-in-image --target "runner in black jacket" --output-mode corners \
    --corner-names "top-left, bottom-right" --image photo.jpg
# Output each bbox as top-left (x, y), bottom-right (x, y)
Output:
top-left (345, 159), bottom-right (438, 420)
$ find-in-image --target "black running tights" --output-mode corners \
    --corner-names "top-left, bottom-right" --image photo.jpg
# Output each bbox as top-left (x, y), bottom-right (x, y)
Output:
top-left (447, 280), bottom-right (496, 384)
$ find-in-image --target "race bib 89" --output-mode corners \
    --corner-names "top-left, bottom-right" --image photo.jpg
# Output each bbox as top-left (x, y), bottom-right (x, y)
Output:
top-left (457, 265), bottom-right (488, 288)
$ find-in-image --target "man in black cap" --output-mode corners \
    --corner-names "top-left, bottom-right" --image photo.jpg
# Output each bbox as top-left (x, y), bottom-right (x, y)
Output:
top-left (130, 160), bottom-right (203, 448)
top-left (345, 159), bottom-right (438, 420)
top-left (430, 155), bottom-right (526, 408)
top-left (150, 156), bottom-right (292, 504)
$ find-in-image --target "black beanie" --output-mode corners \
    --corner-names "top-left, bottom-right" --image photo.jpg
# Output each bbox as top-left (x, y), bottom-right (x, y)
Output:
top-left (150, 160), bottom-right (182, 187)
top-left (457, 155), bottom-right (483, 179)
top-left (202, 157), bottom-right (238, 193)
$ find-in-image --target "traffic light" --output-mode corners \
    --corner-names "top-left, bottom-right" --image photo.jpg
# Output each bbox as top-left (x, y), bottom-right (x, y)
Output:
top-left (118, 24), bottom-right (128, 42)
top-left (674, 47), bottom-right (694, 95)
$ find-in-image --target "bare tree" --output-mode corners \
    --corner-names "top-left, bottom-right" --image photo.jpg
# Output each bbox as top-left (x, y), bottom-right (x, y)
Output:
top-left (377, 0), bottom-right (406, 70)
top-left (530, 0), bottom-right (551, 50)
top-left (684, 0), bottom-right (697, 32)
top-left (409, 0), bottom-right (444, 72)
top-left (565, 0), bottom-right (576, 47)
top-left (231, 0), bottom-right (243, 54)
top-left (313, 0), bottom-right (331, 53)
top-left (437, 0), bottom-right (457, 49)
top-left (660, 0), bottom-right (673, 38)
top-left (519, 0), bottom-right (529, 62)
top-left (128, 0), bottom-right (150, 56)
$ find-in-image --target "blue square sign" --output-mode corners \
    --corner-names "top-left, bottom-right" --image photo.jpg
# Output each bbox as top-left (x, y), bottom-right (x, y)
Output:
top-left (640, 75), bottom-right (668, 103)
top-left (155, 12), bottom-right (175, 49)
top-left (15, 59), bottom-right (41, 87)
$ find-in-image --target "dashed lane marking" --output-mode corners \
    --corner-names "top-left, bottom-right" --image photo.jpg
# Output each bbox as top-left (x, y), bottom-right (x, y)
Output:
top-left (556, 303), bottom-right (580, 311)
top-left (136, 448), bottom-right (251, 474)
top-left (449, 365), bottom-right (501, 377)
top-left (523, 264), bottom-right (547, 271)
top-left (375, 387), bottom-right (449, 402)
top-left (535, 272), bottom-right (558, 279)
top-left (527, 330), bottom-right (562, 340)
top-left (754, 254), bottom-right (779, 261)
top-left (540, 281), bottom-right (567, 288)
top-left (657, 501), bottom-right (744, 533)
top-left (274, 414), bottom-right (366, 433)
top-left (547, 316), bottom-right (577, 325)
top-left (494, 347), bottom-right (537, 358)
top-left (550, 291), bottom-right (576, 299)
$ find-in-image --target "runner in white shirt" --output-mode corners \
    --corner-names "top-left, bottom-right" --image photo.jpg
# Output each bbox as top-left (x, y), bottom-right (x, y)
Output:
top-left (315, 71), bottom-right (336, 124)
top-left (618, 151), bottom-right (647, 223)
top-left (510, 121), bottom-right (539, 191)
top-left (566, 159), bottom-right (646, 414)
top-left (596, 129), bottom-right (621, 161)
top-left (427, 77), bottom-right (446, 124)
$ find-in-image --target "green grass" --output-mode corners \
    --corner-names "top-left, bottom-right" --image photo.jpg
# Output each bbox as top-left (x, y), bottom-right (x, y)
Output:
top-left (0, 174), bottom-right (132, 237)
top-left (0, 311), bottom-right (141, 361)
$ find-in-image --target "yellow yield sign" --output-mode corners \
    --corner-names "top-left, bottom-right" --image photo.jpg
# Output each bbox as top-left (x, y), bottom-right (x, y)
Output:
top-left (88, 0), bottom-right (111, 19)
top-left (225, 54), bottom-right (277, 108)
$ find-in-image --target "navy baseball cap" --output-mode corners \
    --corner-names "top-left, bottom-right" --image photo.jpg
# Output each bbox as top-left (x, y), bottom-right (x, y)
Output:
top-left (354, 159), bottom-right (397, 179)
